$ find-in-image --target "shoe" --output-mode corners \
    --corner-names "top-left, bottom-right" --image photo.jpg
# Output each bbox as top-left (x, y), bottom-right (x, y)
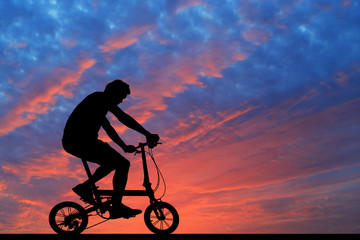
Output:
top-left (110, 204), bottom-right (142, 219)
top-left (72, 183), bottom-right (96, 205)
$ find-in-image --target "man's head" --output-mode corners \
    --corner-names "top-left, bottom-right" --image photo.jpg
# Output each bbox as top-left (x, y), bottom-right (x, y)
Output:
top-left (104, 79), bottom-right (130, 104)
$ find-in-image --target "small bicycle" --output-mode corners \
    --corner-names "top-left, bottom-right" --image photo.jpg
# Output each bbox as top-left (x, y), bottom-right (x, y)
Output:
top-left (49, 142), bottom-right (179, 234)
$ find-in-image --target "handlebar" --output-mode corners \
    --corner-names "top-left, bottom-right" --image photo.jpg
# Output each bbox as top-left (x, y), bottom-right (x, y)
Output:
top-left (136, 141), bottom-right (161, 148)
top-left (134, 141), bottom-right (162, 154)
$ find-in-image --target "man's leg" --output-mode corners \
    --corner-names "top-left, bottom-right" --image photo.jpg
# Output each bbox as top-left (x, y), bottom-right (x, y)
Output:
top-left (101, 149), bottom-right (141, 218)
top-left (83, 165), bottom-right (113, 186)
top-left (111, 162), bottom-right (142, 218)
top-left (112, 160), bottom-right (130, 204)
top-left (70, 141), bottom-right (116, 204)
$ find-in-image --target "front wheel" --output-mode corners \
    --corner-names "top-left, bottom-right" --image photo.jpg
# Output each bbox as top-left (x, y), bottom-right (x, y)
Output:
top-left (144, 201), bottom-right (179, 234)
top-left (49, 201), bottom-right (88, 234)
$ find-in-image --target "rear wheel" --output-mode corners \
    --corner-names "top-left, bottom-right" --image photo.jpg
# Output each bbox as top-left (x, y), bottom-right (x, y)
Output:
top-left (144, 202), bottom-right (179, 234)
top-left (49, 201), bottom-right (88, 234)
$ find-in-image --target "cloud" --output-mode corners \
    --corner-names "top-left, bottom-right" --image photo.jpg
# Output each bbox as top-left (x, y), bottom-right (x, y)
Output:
top-left (123, 40), bottom-right (248, 126)
top-left (99, 25), bottom-right (152, 53)
top-left (8, 42), bottom-right (27, 48)
top-left (1, 0), bottom-right (360, 234)
top-left (335, 71), bottom-right (349, 87)
top-left (194, 96), bottom-right (360, 191)
top-left (241, 29), bottom-right (273, 45)
top-left (166, 0), bottom-right (205, 16)
top-left (1, 149), bottom-right (79, 183)
top-left (164, 105), bottom-right (256, 147)
top-left (342, 0), bottom-right (351, 7)
top-left (0, 57), bottom-right (96, 136)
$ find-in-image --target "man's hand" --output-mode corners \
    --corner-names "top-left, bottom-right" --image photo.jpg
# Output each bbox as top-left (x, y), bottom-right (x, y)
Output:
top-left (123, 145), bottom-right (137, 153)
top-left (147, 134), bottom-right (160, 148)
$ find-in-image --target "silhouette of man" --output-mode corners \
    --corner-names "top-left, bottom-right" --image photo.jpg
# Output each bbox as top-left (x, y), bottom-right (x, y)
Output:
top-left (62, 79), bottom-right (159, 218)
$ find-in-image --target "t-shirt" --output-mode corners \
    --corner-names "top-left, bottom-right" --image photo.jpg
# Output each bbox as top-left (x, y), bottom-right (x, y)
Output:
top-left (62, 91), bottom-right (113, 144)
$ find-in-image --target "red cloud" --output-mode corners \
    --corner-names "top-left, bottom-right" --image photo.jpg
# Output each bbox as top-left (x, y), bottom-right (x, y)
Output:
top-left (122, 40), bottom-right (248, 124)
top-left (99, 25), bottom-right (152, 53)
top-left (1, 149), bottom-right (78, 183)
top-left (174, 0), bottom-right (204, 14)
top-left (184, 97), bottom-right (360, 193)
top-left (164, 106), bottom-right (256, 147)
top-left (0, 58), bottom-right (96, 135)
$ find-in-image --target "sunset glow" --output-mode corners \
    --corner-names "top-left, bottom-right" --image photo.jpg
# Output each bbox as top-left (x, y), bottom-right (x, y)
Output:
top-left (0, 0), bottom-right (359, 234)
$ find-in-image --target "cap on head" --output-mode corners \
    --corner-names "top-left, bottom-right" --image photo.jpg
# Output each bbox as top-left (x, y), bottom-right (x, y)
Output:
top-left (104, 79), bottom-right (130, 96)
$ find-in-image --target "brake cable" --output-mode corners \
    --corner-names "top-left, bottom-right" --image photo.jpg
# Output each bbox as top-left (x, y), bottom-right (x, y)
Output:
top-left (147, 147), bottom-right (167, 200)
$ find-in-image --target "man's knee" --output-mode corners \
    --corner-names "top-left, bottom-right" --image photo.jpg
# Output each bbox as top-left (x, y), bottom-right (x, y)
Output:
top-left (115, 158), bottom-right (130, 171)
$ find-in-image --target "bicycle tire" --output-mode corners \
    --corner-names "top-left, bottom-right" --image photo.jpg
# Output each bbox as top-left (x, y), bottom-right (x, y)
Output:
top-left (49, 201), bottom-right (88, 235)
top-left (144, 201), bottom-right (179, 234)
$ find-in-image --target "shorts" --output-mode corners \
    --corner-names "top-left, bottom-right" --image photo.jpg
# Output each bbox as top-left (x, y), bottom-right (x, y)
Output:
top-left (62, 139), bottom-right (129, 169)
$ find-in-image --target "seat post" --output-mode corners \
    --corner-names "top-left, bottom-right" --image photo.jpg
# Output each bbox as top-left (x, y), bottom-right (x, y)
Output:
top-left (81, 158), bottom-right (93, 179)
top-left (80, 158), bottom-right (100, 204)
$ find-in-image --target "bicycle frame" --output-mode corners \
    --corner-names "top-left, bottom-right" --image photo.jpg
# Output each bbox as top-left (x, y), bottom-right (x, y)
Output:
top-left (81, 142), bottom-right (160, 216)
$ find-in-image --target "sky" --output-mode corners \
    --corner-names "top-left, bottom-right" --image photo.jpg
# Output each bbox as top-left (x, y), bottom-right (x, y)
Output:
top-left (0, 0), bottom-right (359, 234)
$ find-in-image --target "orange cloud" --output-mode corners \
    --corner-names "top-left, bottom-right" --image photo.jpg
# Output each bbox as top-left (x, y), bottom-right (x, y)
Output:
top-left (1, 149), bottom-right (82, 183)
top-left (183, 97), bottom-right (360, 193)
top-left (164, 105), bottom-right (256, 147)
top-left (99, 25), bottom-right (152, 53)
top-left (0, 58), bottom-right (96, 136)
top-left (140, 97), bottom-right (360, 233)
top-left (124, 40), bottom-right (248, 124)
top-left (175, 0), bottom-right (205, 14)
top-left (2, 98), bottom-right (358, 234)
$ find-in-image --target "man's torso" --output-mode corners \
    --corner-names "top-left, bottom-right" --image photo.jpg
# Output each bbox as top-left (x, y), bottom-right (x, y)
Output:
top-left (62, 92), bottom-right (109, 144)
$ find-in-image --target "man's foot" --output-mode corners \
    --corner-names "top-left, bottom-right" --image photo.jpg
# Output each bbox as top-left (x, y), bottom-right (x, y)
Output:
top-left (72, 183), bottom-right (95, 205)
top-left (110, 203), bottom-right (142, 219)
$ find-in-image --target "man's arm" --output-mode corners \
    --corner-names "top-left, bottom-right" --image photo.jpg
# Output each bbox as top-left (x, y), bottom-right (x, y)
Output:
top-left (109, 106), bottom-right (151, 137)
top-left (101, 117), bottom-right (135, 152)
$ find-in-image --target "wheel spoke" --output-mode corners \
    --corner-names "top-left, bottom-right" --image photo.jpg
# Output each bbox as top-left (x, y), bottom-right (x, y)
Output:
top-left (70, 208), bottom-right (79, 215)
top-left (152, 218), bottom-right (160, 226)
top-left (153, 207), bottom-right (173, 230)
top-left (67, 207), bottom-right (72, 216)
top-left (60, 208), bottom-right (66, 217)
top-left (56, 212), bottom-right (65, 218)
top-left (163, 219), bottom-right (171, 228)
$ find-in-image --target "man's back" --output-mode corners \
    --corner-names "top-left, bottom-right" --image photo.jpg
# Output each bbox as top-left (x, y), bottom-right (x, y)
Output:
top-left (63, 92), bottom-right (109, 143)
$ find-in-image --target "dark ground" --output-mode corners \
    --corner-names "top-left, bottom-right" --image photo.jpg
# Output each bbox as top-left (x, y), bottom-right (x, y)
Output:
top-left (0, 234), bottom-right (358, 240)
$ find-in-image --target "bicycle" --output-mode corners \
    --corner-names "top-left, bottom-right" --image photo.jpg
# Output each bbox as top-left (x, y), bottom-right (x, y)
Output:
top-left (48, 141), bottom-right (179, 235)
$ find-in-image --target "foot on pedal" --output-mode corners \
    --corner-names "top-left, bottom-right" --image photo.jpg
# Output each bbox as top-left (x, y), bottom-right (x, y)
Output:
top-left (110, 203), bottom-right (142, 219)
top-left (72, 183), bottom-right (96, 205)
